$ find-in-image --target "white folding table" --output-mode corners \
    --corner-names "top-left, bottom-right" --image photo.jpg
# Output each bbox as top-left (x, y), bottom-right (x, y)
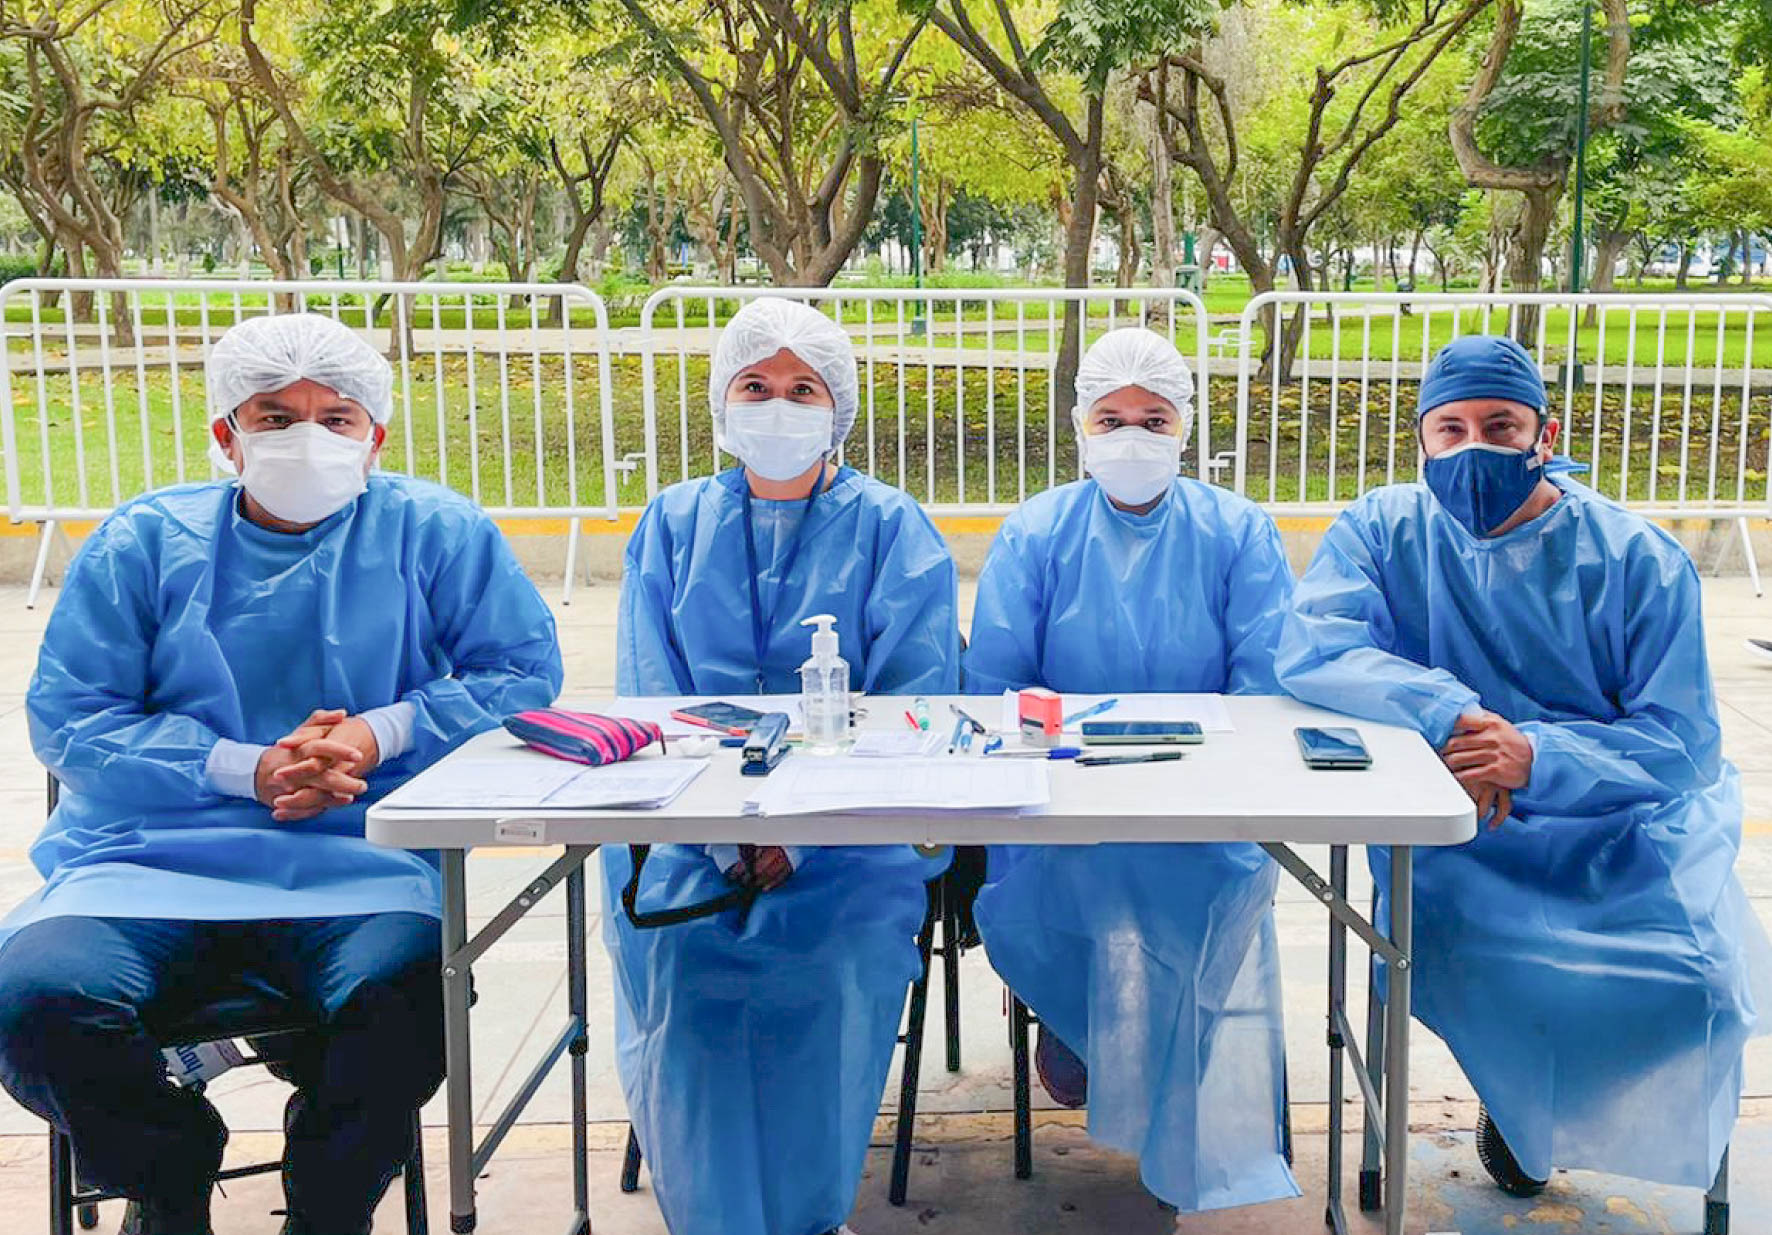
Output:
top-left (367, 693), bottom-right (1474, 1235)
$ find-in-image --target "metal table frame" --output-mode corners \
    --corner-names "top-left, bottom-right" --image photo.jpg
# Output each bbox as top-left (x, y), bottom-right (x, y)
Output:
top-left (1261, 842), bottom-right (1414, 1235)
top-left (437, 845), bottom-right (597, 1235)
top-left (427, 834), bottom-right (1420, 1235)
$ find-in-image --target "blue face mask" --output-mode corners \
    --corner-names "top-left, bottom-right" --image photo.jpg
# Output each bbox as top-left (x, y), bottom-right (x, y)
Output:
top-left (1423, 442), bottom-right (1546, 538)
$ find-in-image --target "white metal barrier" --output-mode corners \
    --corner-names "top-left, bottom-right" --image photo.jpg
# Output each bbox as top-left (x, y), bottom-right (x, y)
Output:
top-left (6, 280), bottom-right (1769, 600)
top-left (1233, 290), bottom-right (1772, 589)
top-left (634, 286), bottom-right (1216, 510)
top-left (0, 278), bottom-right (617, 604)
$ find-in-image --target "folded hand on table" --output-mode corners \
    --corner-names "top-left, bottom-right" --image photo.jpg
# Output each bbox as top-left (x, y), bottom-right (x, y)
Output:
top-left (256, 708), bottom-right (382, 822)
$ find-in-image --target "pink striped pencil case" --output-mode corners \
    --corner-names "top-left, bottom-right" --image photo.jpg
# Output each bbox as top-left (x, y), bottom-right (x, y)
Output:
top-left (502, 708), bottom-right (664, 766)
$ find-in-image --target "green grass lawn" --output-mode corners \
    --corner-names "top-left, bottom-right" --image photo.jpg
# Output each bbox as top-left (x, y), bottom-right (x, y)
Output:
top-left (7, 352), bottom-right (1767, 513)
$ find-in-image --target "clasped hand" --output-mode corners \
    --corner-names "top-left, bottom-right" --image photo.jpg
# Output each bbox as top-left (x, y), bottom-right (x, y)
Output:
top-left (254, 708), bottom-right (382, 822)
top-left (1440, 708), bottom-right (1533, 829)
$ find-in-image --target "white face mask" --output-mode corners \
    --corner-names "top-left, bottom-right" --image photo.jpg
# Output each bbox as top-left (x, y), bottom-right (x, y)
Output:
top-left (234, 421), bottom-right (374, 524)
top-left (719, 398), bottom-right (833, 482)
top-left (1083, 426), bottom-right (1182, 507)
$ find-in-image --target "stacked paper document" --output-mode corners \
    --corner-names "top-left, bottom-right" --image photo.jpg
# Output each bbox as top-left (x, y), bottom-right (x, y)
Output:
top-left (744, 756), bottom-right (1050, 817)
top-left (383, 754), bottom-right (708, 810)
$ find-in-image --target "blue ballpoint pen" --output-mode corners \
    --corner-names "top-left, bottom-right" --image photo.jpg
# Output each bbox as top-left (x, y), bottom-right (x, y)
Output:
top-left (986, 746), bottom-right (1083, 760)
top-left (1063, 697), bottom-right (1120, 726)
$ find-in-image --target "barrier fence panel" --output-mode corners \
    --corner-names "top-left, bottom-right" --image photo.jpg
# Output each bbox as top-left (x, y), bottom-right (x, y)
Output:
top-left (0, 278), bottom-right (616, 603)
top-left (1232, 290), bottom-right (1772, 517)
top-left (635, 287), bottom-right (1215, 511)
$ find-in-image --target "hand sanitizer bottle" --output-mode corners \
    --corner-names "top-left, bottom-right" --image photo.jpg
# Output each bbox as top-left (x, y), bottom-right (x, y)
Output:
top-left (799, 613), bottom-right (850, 753)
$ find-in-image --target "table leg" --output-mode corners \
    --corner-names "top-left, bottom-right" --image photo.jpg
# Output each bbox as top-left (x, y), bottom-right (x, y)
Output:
top-left (1383, 846), bottom-right (1413, 1235)
top-left (1326, 845), bottom-right (1348, 1229)
top-left (565, 862), bottom-right (591, 1235)
top-left (441, 850), bottom-right (477, 1234)
top-left (1360, 882), bottom-right (1385, 1213)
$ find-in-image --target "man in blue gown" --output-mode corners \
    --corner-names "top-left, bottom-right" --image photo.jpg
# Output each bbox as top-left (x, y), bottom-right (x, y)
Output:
top-left (966, 327), bottom-right (1298, 1217)
top-left (0, 314), bottom-right (563, 1235)
top-left (1276, 334), bottom-right (1769, 1195)
top-left (608, 298), bottom-right (958, 1235)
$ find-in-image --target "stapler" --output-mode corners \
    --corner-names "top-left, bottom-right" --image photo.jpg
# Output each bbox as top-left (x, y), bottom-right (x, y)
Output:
top-left (741, 711), bottom-right (792, 776)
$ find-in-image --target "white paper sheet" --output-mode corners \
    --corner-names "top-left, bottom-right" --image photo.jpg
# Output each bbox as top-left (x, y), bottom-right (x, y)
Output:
top-left (745, 756), bottom-right (1050, 817)
top-left (385, 754), bottom-right (707, 810)
top-left (848, 730), bottom-right (948, 758)
top-left (996, 691), bottom-right (1235, 735)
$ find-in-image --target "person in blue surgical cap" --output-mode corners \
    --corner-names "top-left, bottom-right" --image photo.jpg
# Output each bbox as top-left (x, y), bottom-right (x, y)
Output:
top-left (1276, 333), bottom-right (1770, 1197)
top-left (0, 313), bottom-right (563, 1235)
top-left (966, 327), bottom-right (1298, 1219)
top-left (608, 296), bottom-right (958, 1235)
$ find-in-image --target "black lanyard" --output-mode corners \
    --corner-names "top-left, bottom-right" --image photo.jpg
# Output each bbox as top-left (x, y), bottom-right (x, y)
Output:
top-left (742, 472), bottom-right (828, 694)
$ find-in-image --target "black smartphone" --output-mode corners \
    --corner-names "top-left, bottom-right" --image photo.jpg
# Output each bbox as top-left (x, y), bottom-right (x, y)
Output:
top-left (670, 701), bottom-right (767, 736)
top-left (1080, 720), bottom-right (1205, 745)
top-left (1295, 726), bottom-right (1373, 770)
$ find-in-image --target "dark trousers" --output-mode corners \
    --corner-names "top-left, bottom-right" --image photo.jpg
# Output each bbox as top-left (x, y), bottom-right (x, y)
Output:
top-left (0, 912), bottom-right (443, 1232)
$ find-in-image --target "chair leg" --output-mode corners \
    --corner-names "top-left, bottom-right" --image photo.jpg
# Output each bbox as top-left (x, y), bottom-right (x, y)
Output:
top-left (889, 884), bottom-right (937, 1207)
top-left (404, 1109), bottom-right (429, 1235)
top-left (619, 1127), bottom-right (642, 1194)
top-left (1010, 995), bottom-right (1033, 1181)
top-left (49, 1130), bottom-right (75, 1235)
top-left (941, 875), bottom-right (962, 1074)
top-left (1705, 1146), bottom-right (1729, 1235)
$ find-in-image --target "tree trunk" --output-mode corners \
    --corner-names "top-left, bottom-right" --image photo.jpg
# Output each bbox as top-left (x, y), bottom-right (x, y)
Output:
top-left (1114, 202), bottom-right (1140, 315)
top-left (1583, 227), bottom-right (1630, 325)
top-left (1504, 185), bottom-right (1558, 342)
top-left (1675, 239), bottom-right (1691, 289)
top-left (1740, 230), bottom-right (1755, 286)
top-left (1055, 100), bottom-right (1104, 425)
top-left (1149, 95), bottom-right (1176, 294)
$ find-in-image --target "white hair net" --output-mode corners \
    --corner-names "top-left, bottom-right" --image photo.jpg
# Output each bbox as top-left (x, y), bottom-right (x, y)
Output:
top-left (709, 299), bottom-right (859, 451)
top-left (206, 313), bottom-right (394, 426)
top-left (1073, 326), bottom-right (1198, 447)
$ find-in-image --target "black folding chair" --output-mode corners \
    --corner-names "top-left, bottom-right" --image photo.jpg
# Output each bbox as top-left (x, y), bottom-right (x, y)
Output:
top-left (41, 774), bottom-right (428, 1235)
top-left (49, 1006), bottom-right (428, 1235)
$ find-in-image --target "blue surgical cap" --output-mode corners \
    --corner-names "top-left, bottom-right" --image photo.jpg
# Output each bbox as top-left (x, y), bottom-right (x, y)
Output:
top-left (1418, 335), bottom-right (1547, 420)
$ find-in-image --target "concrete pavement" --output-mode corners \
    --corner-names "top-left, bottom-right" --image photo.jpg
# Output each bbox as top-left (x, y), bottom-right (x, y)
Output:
top-left (0, 576), bottom-right (1768, 1234)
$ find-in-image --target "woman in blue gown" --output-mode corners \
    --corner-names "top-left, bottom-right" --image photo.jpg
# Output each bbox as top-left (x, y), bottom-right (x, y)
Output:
top-left (965, 328), bottom-right (1299, 1217)
top-left (606, 298), bottom-right (959, 1235)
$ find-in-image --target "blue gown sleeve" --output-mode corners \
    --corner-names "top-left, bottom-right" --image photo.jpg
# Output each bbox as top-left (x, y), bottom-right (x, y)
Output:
top-left (26, 516), bottom-right (229, 809)
top-left (1513, 549), bottom-right (1718, 818)
top-left (1276, 506), bottom-right (1480, 746)
top-left (1221, 511), bottom-right (1294, 696)
top-left (963, 518), bottom-right (1043, 696)
top-left (617, 499), bottom-right (695, 696)
top-left (859, 504), bottom-right (960, 695)
top-left (401, 513), bottom-right (564, 766)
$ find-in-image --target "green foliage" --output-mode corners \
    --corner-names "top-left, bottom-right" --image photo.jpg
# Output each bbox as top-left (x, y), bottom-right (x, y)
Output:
top-left (1036, 0), bottom-right (1218, 88)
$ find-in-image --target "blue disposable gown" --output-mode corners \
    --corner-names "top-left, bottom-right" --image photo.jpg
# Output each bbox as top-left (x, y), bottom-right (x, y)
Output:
top-left (965, 477), bottom-right (1300, 1213)
top-left (1276, 477), bottom-right (1771, 1188)
top-left (607, 465), bottom-right (957, 1235)
top-left (2, 475), bottom-right (563, 953)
